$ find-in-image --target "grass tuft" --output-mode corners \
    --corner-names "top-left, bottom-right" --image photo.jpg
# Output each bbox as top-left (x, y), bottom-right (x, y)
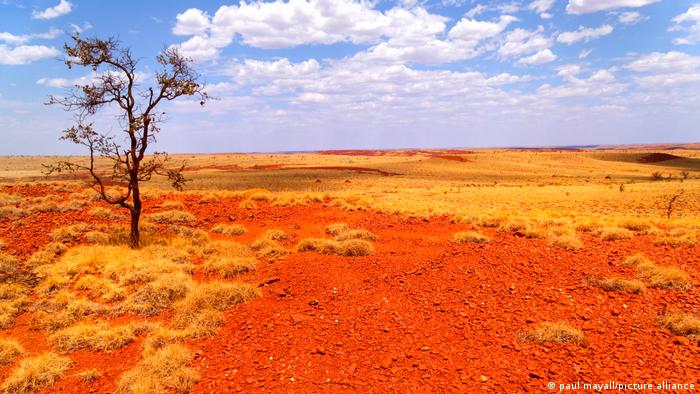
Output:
top-left (147, 210), bottom-right (196, 224)
top-left (660, 313), bottom-right (700, 338)
top-left (211, 224), bottom-right (247, 236)
top-left (0, 338), bottom-right (24, 365)
top-left (116, 344), bottom-right (199, 394)
top-left (588, 278), bottom-right (646, 293)
top-left (50, 321), bottom-right (148, 352)
top-left (1, 352), bottom-right (72, 394)
top-left (592, 227), bottom-right (633, 241)
top-left (453, 231), bottom-right (490, 244)
top-left (239, 199), bottom-right (258, 210)
top-left (522, 321), bottom-right (584, 344)
top-left (297, 238), bottom-right (373, 256)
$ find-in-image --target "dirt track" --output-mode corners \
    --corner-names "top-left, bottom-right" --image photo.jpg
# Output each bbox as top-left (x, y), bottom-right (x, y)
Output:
top-left (1, 185), bottom-right (699, 393)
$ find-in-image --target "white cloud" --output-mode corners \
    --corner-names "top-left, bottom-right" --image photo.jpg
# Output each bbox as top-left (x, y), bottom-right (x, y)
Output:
top-left (173, 0), bottom-right (450, 60)
top-left (617, 11), bottom-right (646, 25)
top-left (529, 0), bottom-right (555, 18)
top-left (578, 48), bottom-right (592, 59)
top-left (625, 51), bottom-right (700, 73)
top-left (539, 67), bottom-right (622, 97)
top-left (173, 8), bottom-right (211, 36)
top-left (557, 25), bottom-right (613, 44)
top-left (498, 27), bottom-right (552, 58)
top-left (465, 4), bottom-right (486, 18)
top-left (0, 28), bottom-right (62, 45)
top-left (32, 0), bottom-right (72, 20)
top-left (70, 22), bottom-right (93, 34)
top-left (670, 5), bottom-right (700, 45)
top-left (518, 48), bottom-right (557, 65)
top-left (566, 0), bottom-right (659, 14)
top-left (626, 51), bottom-right (700, 88)
top-left (448, 15), bottom-right (517, 42)
top-left (0, 44), bottom-right (59, 65)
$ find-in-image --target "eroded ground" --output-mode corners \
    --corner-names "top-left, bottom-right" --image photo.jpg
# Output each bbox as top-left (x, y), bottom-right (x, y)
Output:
top-left (1, 182), bottom-right (699, 393)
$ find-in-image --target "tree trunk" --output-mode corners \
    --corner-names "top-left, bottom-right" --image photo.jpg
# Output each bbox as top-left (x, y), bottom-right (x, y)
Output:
top-left (129, 187), bottom-right (142, 249)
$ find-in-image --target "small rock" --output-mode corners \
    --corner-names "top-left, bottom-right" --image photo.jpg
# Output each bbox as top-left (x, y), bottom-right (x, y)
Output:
top-left (313, 347), bottom-right (326, 355)
top-left (673, 336), bottom-right (690, 346)
top-left (308, 299), bottom-right (319, 306)
top-left (480, 375), bottom-right (488, 382)
top-left (420, 346), bottom-right (430, 351)
top-left (348, 363), bottom-right (357, 375)
top-left (529, 373), bottom-right (542, 379)
top-left (611, 310), bottom-right (620, 316)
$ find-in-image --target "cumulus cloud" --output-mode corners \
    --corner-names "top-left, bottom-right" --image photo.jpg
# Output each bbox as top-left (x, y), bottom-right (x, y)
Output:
top-left (557, 25), bottom-right (614, 44)
top-left (173, 8), bottom-right (210, 36)
top-left (0, 28), bottom-right (62, 45)
top-left (498, 27), bottom-right (552, 58)
top-left (0, 44), bottom-right (59, 65)
top-left (32, 0), bottom-right (72, 20)
top-left (529, 0), bottom-right (555, 18)
top-left (626, 51), bottom-right (700, 88)
top-left (518, 48), bottom-right (557, 65)
top-left (670, 5), bottom-right (700, 45)
top-left (172, 0), bottom-right (447, 61)
top-left (617, 11), bottom-right (647, 25)
top-left (566, 0), bottom-right (659, 15)
top-left (172, 0), bottom-right (520, 67)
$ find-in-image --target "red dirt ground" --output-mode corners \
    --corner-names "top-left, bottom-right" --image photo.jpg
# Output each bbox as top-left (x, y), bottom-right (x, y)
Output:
top-left (1, 184), bottom-right (700, 393)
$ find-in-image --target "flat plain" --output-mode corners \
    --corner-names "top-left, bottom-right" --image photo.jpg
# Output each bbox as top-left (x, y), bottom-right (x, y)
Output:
top-left (0, 145), bottom-right (699, 393)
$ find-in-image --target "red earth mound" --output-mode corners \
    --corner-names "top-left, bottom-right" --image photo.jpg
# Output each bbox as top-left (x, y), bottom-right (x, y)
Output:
top-left (638, 153), bottom-right (684, 163)
top-left (0, 185), bottom-right (699, 393)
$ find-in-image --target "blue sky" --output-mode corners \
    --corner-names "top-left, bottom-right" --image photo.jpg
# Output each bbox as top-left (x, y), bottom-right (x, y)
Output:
top-left (1, 0), bottom-right (699, 154)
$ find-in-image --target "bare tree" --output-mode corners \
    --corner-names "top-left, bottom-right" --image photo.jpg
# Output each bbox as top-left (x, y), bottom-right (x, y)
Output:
top-left (666, 189), bottom-right (685, 219)
top-left (45, 35), bottom-right (207, 248)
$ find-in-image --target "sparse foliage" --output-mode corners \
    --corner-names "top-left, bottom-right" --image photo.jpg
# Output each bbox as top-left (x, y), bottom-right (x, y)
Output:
top-left (44, 35), bottom-right (207, 248)
top-left (665, 189), bottom-right (684, 219)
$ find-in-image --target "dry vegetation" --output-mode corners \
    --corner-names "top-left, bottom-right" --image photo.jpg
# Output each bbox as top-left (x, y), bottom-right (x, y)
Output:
top-left (624, 254), bottom-right (693, 291)
top-left (0, 148), bottom-right (698, 390)
top-left (1, 352), bottom-right (72, 394)
top-left (522, 322), bottom-right (585, 345)
top-left (452, 231), bottom-right (490, 244)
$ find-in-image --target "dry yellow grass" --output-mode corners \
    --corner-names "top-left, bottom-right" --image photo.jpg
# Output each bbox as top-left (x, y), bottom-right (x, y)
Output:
top-left (76, 369), bottom-right (102, 383)
top-left (250, 230), bottom-right (290, 260)
top-left (592, 227), bottom-right (634, 241)
top-left (0, 338), bottom-right (24, 365)
top-left (26, 242), bottom-right (68, 267)
top-left (204, 256), bottom-right (256, 277)
top-left (588, 278), bottom-right (646, 293)
top-left (655, 230), bottom-right (697, 247)
top-left (297, 238), bottom-right (374, 256)
top-left (334, 229), bottom-right (378, 242)
top-left (74, 275), bottom-right (126, 303)
top-left (159, 200), bottom-right (185, 210)
top-left (147, 210), bottom-right (196, 223)
top-left (116, 344), bottom-right (199, 394)
top-left (325, 223), bottom-right (350, 236)
top-left (50, 223), bottom-right (91, 242)
top-left (239, 199), bottom-right (258, 210)
top-left (50, 321), bottom-right (148, 352)
top-left (172, 282), bottom-right (261, 337)
top-left (452, 231), bottom-right (490, 244)
top-left (1, 352), bottom-right (72, 394)
top-left (547, 231), bottom-right (583, 250)
top-left (0, 298), bottom-right (27, 329)
top-left (523, 322), bottom-right (585, 344)
top-left (122, 272), bottom-right (195, 316)
top-left (33, 297), bottom-right (105, 332)
top-left (624, 254), bottom-right (693, 290)
top-left (88, 207), bottom-right (119, 219)
top-left (211, 223), bottom-right (247, 236)
top-left (141, 325), bottom-right (188, 356)
top-left (660, 313), bottom-right (700, 338)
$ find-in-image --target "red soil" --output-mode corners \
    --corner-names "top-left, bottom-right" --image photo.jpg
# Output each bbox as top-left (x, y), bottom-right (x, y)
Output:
top-left (1, 185), bottom-right (700, 393)
top-left (185, 164), bottom-right (400, 176)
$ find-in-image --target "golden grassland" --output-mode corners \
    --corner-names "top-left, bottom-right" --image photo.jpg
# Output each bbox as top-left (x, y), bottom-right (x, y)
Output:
top-left (0, 148), bottom-right (699, 390)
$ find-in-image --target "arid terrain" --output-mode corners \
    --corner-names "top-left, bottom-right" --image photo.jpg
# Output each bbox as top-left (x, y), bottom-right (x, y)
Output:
top-left (1, 146), bottom-right (699, 393)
